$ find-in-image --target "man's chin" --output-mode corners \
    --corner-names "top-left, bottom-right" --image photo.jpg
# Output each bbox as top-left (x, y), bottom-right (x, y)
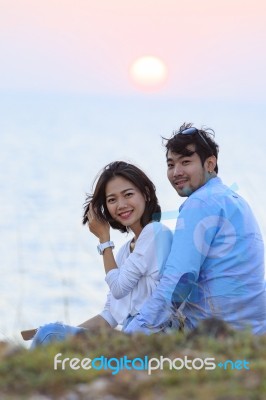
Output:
top-left (174, 185), bottom-right (193, 197)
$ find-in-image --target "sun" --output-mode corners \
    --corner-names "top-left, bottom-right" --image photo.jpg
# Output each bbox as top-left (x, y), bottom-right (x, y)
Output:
top-left (130, 56), bottom-right (168, 91)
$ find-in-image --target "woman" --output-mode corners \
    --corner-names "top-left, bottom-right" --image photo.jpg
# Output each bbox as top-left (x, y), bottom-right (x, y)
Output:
top-left (25, 161), bottom-right (172, 347)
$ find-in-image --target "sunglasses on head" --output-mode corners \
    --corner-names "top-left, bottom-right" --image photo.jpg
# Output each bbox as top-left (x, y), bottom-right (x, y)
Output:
top-left (180, 127), bottom-right (213, 154)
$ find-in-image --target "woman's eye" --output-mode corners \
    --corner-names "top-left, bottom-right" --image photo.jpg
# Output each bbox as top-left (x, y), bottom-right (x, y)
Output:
top-left (125, 192), bottom-right (133, 197)
top-left (107, 198), bottom-right (115, 203)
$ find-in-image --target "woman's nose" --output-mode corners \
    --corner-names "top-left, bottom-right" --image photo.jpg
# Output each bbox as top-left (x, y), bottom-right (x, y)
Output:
top-left (117, 197), bottom-right (127, 209)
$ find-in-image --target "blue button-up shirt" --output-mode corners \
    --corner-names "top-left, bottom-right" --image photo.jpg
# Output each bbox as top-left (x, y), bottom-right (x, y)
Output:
top-left (124, 177), bottom-right (266, 335)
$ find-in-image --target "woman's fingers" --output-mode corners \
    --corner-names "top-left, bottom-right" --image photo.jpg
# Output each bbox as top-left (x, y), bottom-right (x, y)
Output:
top-left (87, 204), bottom-right (94, 223)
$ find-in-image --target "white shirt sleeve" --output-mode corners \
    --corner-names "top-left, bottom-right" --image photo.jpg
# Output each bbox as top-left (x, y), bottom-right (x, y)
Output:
top-left (105, 222), bottom-right (172, 300)
top-left (99, 291), bottom-right (118, 328)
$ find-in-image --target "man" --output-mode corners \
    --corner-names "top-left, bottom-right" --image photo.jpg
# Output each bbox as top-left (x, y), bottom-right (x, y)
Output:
top-left (124, 122), bottom-right (266, 335)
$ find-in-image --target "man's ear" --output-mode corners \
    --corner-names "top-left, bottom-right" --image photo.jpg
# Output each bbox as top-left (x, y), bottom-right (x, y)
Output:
top-left (205, 155), bottom-right (217, 173)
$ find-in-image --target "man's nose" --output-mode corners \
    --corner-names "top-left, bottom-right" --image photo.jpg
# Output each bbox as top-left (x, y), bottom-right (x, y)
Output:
top-left (173, 164), bottom-right (183, 177)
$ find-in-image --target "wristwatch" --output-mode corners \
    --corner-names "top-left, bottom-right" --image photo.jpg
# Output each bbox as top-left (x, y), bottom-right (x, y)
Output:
top-left (97, 241), bottom-right (115, 255)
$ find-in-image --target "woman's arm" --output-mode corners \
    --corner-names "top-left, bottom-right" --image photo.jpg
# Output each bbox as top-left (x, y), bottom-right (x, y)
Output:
top-left (106, 223), bottom-right (171, 300)
top-left (87, 205), bottom-right (118, 274)
top-left (87, 207), bottom-right (172, 301)
top-left (79, 290), bottom-right (118, 329)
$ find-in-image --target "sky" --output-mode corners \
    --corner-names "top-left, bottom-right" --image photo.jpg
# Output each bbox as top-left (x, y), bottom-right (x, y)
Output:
top-left (0, 0), bottom-right (266, 98)
top-left (0, 0), bottom-right (266, 341)
top-left (1, 0), bottom-right (265, 238)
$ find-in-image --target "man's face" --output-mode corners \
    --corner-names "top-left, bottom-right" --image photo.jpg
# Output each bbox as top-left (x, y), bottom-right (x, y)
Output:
top-left (167, 145), bottom-right (211, 197)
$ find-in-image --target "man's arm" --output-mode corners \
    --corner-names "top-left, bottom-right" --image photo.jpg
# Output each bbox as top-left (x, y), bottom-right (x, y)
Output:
top-left (124, 270), bottom-right (197, 334)
top-left (124, 198), bottom-right (212, 334)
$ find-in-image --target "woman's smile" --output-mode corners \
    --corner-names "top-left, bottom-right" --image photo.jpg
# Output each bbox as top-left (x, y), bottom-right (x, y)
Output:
top-left (105, 176), bottom-right (146, 236)
top-left (118, 210), bottom-right (134, 220)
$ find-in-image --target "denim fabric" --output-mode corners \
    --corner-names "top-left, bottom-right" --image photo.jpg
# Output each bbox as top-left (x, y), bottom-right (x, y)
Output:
top-left (31, 322), bottom-right (86, 349)
top-left (122, 314), bottom-right (135, 331)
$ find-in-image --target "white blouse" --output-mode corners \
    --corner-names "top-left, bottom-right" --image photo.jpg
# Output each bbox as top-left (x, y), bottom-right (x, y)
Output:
top-left (100, 221), bottom-right (173, 328)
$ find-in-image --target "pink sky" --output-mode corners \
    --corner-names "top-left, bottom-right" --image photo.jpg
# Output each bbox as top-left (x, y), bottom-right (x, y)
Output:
top-left (0, 0), bottom-right (266, 99)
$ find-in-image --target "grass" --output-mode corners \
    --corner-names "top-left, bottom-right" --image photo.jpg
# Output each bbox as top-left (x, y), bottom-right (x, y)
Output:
top-left (0, 319), bottom-right (265, 399)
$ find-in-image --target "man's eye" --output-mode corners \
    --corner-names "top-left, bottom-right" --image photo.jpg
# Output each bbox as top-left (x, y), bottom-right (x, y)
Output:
top-left (167, 164), bottom-right (173, 168)
top-left (182, 160), bottom-right (190, 165)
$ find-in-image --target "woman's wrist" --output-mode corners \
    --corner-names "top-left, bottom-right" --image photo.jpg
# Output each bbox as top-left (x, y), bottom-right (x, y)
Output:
top-left (99, 236), bottom-right (111, 243)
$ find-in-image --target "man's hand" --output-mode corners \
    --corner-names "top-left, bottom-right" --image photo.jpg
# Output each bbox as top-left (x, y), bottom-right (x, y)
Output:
top-left (124, 316), bottom-right (162, 335)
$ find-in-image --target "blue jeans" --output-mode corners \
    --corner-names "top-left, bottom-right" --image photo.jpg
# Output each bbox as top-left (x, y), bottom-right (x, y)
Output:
top-left (30, 322), bottom-right (86, 349)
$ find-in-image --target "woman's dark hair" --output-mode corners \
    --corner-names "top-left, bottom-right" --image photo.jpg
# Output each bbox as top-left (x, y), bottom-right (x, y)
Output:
top-left (82, 161), bottom-right (161, 233)
top-left (163, 122), bottom-right (219, 173)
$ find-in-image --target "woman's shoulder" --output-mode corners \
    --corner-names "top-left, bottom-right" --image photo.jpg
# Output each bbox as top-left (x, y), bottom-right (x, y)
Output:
top-left (135, 221), bottom-right (173, 257)
top-left (138, 221), bottom-right (173, 244)
top-left (141, 221), bottom-right (172, 235)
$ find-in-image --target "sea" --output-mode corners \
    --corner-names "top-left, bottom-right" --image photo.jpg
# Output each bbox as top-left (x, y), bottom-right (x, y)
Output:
top-left (0, 91), bottom-right (265, 346)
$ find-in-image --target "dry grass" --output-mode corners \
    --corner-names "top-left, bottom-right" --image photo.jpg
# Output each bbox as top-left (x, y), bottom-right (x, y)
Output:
top-left (0, 319), bottom-right (265, 399)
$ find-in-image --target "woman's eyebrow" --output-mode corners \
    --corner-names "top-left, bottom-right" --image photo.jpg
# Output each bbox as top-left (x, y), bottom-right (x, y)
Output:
top-left (106, 188), bottom-right (135, 198)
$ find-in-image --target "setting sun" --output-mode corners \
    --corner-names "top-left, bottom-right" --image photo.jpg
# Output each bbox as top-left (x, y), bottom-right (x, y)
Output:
top-left (130, 56), bottom-right (168, 90)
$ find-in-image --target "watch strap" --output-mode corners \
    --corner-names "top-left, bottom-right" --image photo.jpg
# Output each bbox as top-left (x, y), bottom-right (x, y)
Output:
top-left (97, 241), bottom-right (115, 255)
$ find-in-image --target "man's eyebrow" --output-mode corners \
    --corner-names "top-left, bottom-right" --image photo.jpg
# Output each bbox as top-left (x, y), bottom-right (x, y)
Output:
top-left (180, 153), bottom-right (194, 158)
top-left (167, 153), bottom-right (194, 162)
top-left (166, 156), bottom-right (173, 162)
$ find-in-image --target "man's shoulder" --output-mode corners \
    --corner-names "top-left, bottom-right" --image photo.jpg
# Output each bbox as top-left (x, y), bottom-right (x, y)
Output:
top-left (183, 177), bottom-right (251, 219)
top-left (193, 177), bottom-right (232, 201)
top-left (181, 177), bottom-right (232, 212)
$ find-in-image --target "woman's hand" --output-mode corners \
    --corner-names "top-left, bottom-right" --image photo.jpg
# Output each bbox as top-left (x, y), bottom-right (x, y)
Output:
top-left (87, 204), bottom-right (117, 274)
top-left (87, 204), bottom-right (110, 243)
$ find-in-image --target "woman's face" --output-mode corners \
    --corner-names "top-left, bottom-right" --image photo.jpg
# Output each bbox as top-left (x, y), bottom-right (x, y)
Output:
top-left (105, 176), bottom-right (146, 237)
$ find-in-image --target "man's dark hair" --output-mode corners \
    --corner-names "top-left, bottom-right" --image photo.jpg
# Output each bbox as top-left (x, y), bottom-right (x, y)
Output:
top-left (163, 122), bottom-right (219, 173)
top-left (82, 161), bottom-right (161, 233)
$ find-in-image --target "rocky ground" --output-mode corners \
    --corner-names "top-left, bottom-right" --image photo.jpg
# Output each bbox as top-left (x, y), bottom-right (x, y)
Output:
top-left (0, 319), bottom-right (265, 400)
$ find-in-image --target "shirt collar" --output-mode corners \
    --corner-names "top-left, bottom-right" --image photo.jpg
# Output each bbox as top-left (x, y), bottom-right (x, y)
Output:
top-left (179, 176), bottom-right (222, 212)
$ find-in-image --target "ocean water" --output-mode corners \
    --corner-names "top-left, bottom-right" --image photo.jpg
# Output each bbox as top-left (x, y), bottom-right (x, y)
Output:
top-left (1, 92), bottom-right (265, 345)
